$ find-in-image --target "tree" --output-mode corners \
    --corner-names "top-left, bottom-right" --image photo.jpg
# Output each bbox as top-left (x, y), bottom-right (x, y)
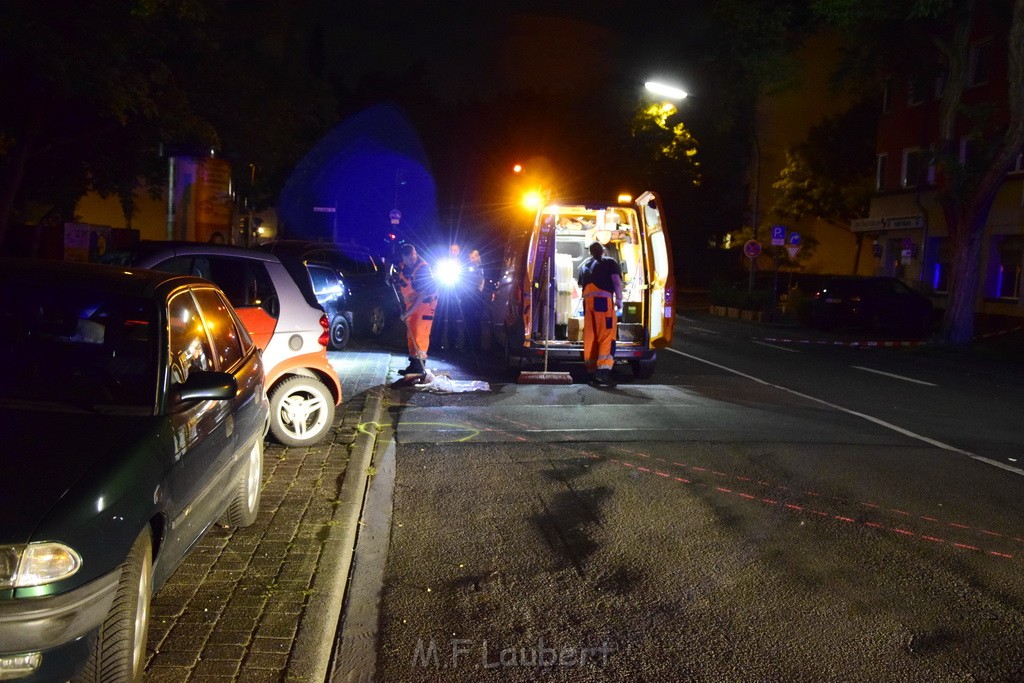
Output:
top-left (814, 0), bottom-right (1024, 346)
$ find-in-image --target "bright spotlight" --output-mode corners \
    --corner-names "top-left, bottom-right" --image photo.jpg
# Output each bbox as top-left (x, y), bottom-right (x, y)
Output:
top-left (436, 257), bottom-right (463, 287)
top-left (522, 190), bottom-right (544, 211)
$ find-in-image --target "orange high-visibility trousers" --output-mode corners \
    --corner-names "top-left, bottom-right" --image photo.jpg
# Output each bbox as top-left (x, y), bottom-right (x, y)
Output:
top-left (582, 283), bottom-right (616, 373)
top-left (405, 300), bottom-right (436, 361)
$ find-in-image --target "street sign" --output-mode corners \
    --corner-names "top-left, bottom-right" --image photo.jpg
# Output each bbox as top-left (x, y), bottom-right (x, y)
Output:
top-left (313, 206), bottom-right (336, 213)
top-left (787, 231), bottom-right (801, 246)
top-left (786, 244), bottom-right (803, 259)
top-left (390, 209), bottom-right (402, 225)
top-left (770, 225), bottom-right (786, 246)
top-left (743, 239), bottom-right (762, 259)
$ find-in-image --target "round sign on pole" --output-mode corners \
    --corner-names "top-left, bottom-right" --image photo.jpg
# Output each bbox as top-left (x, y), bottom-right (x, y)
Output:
top-left (743, 239), bottom-right (762, 259)
top-left (390, 209), bottom-right (402, 225)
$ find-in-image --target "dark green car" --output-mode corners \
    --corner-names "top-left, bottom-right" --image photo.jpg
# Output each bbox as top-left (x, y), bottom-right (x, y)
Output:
top-left (0, 259), bottom-right (269, 682)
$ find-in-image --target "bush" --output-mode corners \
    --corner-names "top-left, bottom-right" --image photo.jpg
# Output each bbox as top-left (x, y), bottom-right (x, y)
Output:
top-left (709, 277), bottom-right (772, 311)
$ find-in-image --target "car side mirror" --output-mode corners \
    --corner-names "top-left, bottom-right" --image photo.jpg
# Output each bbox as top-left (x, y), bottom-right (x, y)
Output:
top-left (175, 371), bottom-right (238, 402)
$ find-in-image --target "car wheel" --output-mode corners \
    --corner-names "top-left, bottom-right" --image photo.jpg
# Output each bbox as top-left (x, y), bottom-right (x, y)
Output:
top-left (367, 303), bottom-right (388, 337)
top-left (76, 529), bottom-right (152, 683)
top-left (221, 437), bottom-right (263, 527)
top-left (329, 316), bottom-right (351, 350)
top-left (268, 375), bottom-right (336, 447)
top-left (630, 358), bottom-right (656, 379)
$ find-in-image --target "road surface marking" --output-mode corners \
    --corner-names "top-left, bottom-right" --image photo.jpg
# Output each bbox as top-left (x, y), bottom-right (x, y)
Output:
top-left (752, 340), bottom-right (799, 353)
top-left (851, 365), bottom-right (936, 386)
top-left (665, 346), bottom-right (1024, 478)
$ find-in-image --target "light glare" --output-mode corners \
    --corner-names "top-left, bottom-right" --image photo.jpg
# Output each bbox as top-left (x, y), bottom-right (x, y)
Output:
top-left (644, 81), bottom-right (688, 100)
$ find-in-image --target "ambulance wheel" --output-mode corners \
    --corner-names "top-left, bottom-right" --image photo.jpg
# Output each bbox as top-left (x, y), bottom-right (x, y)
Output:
top-left (630, 358), bottom-right (656, 379)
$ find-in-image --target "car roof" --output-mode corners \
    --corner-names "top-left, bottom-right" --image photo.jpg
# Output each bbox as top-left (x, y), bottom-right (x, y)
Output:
top-left (119, 241), bottom-right (283, 264)
top-left (0, 257), bottom-right (213, 299)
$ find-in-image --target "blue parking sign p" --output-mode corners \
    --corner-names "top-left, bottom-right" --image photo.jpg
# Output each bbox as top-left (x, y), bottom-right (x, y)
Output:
top-left (770, 225), bottom-right (786, 246)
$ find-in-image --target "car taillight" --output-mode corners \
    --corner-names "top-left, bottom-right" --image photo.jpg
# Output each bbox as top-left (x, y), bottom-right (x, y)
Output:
top-left (318, 314), bottom-right (330, 348)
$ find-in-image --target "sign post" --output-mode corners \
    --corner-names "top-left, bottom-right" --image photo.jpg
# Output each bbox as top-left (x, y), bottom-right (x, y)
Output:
top-left (314, 203), bottom-right (338, 242)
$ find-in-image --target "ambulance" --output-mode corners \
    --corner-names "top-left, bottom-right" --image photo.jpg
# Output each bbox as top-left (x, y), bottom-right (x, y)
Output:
top-left (490, 191), bottom-right (675, 379)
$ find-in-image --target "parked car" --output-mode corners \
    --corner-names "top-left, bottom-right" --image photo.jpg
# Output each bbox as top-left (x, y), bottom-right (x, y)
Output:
top-left (258, 240), bottom-right (402, 338)
top-left (304, 262), bottom-right (353, 350)
top-left (0, 258), bottom-right (269, 682)
top-left (105, 242), bottom-right (343, 446)
top-left (810, 276), bottom-right (934, 333)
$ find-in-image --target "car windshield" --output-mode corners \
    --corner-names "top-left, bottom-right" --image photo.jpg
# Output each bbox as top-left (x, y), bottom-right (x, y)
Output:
top-left (0, 283), bottom-right (160, 408)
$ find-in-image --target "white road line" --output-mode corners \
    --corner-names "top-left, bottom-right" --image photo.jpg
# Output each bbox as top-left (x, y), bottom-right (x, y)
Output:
top-left (665, 346), bottom-right (1024, 478)
top-left (752, 340), bottom-right (799, 353)
top-left (686, 326), bottom-right (720, 334)
top-left (851, 365), bottom-right (936, 386)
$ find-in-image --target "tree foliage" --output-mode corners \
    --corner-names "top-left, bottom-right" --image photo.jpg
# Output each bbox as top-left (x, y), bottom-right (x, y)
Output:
top-left (770, 100), bottom-right (877, 226)
top-left (0, 0), bottom-right (336, 243)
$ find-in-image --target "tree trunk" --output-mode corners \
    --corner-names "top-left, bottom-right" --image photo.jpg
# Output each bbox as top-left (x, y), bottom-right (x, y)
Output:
top-left (937, 0), bottom-right (1024, 346)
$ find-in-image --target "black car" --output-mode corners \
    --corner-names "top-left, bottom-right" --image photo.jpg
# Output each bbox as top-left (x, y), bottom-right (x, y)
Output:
top-left (810, 276), bottom-right (934, 333)
top-left (0, 259), bottom-right (269, 682)
top-left (304, 261), bottom-right (354, 350)
top-left (258, 240), bottom-right (401, 338)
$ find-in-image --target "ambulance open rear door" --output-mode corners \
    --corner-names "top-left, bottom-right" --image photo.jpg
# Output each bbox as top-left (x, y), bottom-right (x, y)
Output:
top-left (637, 191), bottom-right (675, 348)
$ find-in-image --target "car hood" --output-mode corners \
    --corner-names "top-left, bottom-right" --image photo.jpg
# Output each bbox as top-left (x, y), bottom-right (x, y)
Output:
top-left (0, 406), bottom-right (165, 543)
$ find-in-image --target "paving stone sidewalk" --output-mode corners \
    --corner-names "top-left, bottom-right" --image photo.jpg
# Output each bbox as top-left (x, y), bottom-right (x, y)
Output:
top-left (144, 347), bottom-right (395, 683)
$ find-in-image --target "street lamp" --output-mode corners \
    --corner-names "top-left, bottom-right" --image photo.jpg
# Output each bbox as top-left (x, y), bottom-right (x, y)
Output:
top-left (644, 81), bottom-right (688, 101)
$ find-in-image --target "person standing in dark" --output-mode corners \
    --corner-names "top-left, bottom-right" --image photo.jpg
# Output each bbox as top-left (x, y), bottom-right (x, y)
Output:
top-left (395, 244), bottom-right (437, 377)
top-left (577, 241), bottom-right (623, 385)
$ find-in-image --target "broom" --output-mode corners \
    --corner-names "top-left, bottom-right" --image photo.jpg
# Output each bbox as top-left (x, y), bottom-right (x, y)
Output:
top-left (518, 255), bottom-right (572, 385)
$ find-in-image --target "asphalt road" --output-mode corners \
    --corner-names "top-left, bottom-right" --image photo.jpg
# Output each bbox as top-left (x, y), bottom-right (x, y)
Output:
top-left (372, 313), bottom-right (1024, 681)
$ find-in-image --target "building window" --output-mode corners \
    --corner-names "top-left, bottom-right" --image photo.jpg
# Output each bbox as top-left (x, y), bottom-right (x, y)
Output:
top-left (993, 236), bottom-right (1023, 300)
top-left (882, 76), bottom-right (893, 115)
top-left (876, 154), bottom-right (888, 191)
top-left (968, 38), bottom-right (993, 87)
top-left (902, 147), bottom-right (934, 188)
top-left (907, 77), bottom-right (927, 107)
top-left (929, 238), bottom-right (951, 294)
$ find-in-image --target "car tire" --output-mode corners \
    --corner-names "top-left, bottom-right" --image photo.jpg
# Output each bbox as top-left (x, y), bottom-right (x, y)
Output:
top-left (221, 437), bottom-right (263, 527)
top-left (268, 375), bottom-right (336, 447)
top-left (329, 316), bottom-right (351, 350)
top-left (76, 529), bottom-right (152, 683)
top-left (630, 358), bottom-right (656, 379)
top-left (366, 302), bottom-right (388, 337)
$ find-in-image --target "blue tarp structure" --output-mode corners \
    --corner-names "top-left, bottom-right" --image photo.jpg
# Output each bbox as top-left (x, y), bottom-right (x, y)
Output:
top-left (277, 104), bottom-right (438, 252)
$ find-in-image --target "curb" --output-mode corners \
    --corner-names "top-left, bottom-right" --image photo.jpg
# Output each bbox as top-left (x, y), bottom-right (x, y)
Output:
top-left (285, 389), bottom-right (385, 682)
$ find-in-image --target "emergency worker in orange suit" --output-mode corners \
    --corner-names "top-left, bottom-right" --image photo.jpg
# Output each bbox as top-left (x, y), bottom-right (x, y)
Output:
top-left (577, 240), bottom-right (623, 386)
top-left (396, 244), bottom-right (437, 376)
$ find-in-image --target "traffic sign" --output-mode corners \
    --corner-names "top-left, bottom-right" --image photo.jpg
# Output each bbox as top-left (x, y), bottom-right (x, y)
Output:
top-left (787, 231), bottom-right (801, 246)
top-left (786, 244), bottom-right (803, 259)
top-left (390, 209), bottom-right (402, 225)
top-left (770, 225), bottom-right (786, 246)
top-left (743, 239), bottom-right (762, 259)
top-left (313, 206), bottom-right (336, 213)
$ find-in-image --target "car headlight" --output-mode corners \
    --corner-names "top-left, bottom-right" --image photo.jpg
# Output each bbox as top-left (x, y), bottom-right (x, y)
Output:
top-left (0, 543), bottom-right (82, 589)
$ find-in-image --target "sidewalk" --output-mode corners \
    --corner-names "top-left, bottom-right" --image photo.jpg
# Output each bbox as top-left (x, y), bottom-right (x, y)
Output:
top-left (144, 344), bottom-right (396, 682)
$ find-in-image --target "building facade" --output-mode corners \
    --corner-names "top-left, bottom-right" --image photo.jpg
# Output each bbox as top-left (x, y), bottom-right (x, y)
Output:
top-left (853, 11), bottom-right (1024, 320)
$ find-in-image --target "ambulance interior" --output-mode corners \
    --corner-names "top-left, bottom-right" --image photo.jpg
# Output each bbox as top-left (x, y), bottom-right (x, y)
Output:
top-left (549, 207), bottom-right (646, 343)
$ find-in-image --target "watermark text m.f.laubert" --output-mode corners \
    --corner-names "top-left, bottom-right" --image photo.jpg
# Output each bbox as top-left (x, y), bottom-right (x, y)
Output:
top-left (412, 637), bottom-right (615, 669)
